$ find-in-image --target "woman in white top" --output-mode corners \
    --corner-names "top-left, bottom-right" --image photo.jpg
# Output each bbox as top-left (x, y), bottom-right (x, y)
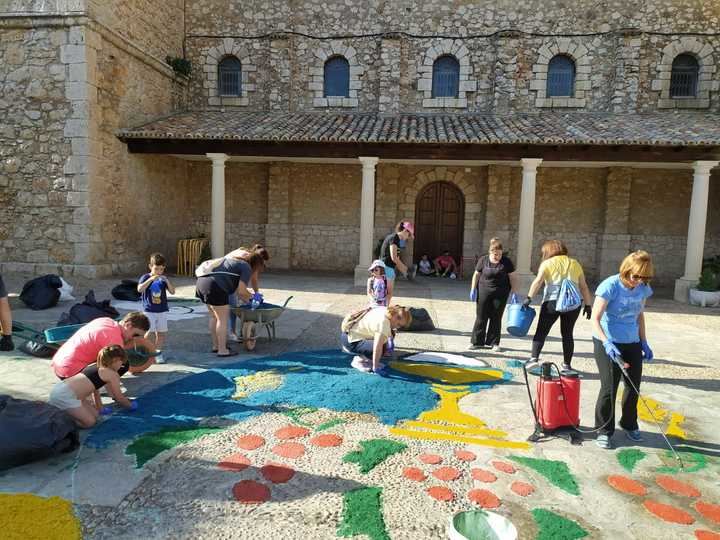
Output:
top-left (523, 240), bottom-right (593, 371)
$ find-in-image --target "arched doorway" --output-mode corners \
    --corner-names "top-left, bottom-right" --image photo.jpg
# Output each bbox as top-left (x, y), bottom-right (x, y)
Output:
top-left (414, 181), bottom-right (465, 264)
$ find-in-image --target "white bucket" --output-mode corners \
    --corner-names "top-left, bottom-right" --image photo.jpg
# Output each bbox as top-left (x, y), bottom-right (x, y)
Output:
top-left (448, 510), bottom-right (518, 540)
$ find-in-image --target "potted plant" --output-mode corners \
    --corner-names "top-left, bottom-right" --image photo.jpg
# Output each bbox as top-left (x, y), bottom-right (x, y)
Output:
top-left (689, 267), bottom-right (720, 307)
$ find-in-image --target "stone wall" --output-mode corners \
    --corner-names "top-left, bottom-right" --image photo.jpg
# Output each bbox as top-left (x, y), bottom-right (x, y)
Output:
top-left (184, 0), bottom-right (720, 113)
top-left (0, 22), bottom-right (76, 274)
top-left (85, 23), bottom-right (189, 275)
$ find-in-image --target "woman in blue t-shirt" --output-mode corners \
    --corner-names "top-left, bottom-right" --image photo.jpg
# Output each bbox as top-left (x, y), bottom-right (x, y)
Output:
top-left (590, 250), bottom-right (654, 449)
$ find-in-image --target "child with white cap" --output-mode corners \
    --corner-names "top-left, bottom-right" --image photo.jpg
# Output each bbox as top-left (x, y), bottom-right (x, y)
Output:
top-left (367, 260), bottom-right (389, 307)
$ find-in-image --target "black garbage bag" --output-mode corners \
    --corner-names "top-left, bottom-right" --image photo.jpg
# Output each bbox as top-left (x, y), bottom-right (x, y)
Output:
top-left (405, 307), bottom-right (436, 332)
top-left (57, 290), bottom-right (119, 326)
top-left (111, 279), bottom-right (140, 301)
top-left (19, 274), bottom-right (62, 310)
top-left (18, 340), bottom-right (58, 358)
top-left (0, 394), bottom-right (79, 471)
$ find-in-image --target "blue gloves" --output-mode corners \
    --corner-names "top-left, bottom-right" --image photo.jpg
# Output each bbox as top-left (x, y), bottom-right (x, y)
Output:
top-left (129, 400), bottom-right (139, 412)
top-left (470, 289), bottom-right (477, 302)
top-left (252, 292), bottom-right (263, 304)
top-left (99, 406), bottom-right (113, 416)
top-left (641, 340), bottom-right (653, 361)
top-left (603, 340), bottom-right (622, 362)
top-left (372, 365), bottom-right (389, 377)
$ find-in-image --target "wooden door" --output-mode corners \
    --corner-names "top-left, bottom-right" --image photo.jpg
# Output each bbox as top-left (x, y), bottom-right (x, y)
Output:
top-left (414, 181), bottom-right (464, 264)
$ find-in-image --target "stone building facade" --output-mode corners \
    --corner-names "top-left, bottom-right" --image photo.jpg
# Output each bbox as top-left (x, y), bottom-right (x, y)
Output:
top-left (1, 0), bottom-right (720, 298)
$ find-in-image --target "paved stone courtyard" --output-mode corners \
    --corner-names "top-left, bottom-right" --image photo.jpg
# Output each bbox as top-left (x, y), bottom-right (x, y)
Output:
top-left (1, 271), bottom-right (719, 539)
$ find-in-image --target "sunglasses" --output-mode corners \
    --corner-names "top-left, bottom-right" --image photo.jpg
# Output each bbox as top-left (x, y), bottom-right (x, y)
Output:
top-left (630, 274), bottom-right (652, 282)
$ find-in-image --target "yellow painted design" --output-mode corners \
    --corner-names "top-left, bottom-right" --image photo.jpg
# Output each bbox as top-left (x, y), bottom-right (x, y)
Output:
top-left (636, 396), bottom-right (687, 439)
top-left (390, 383), bottom-right (530, 450)
top-left (0, 493), bottom-right (81, 540)
top-left (666, 412), bottom-right (687, 439)
top-left (389, 361), bottom-right (504, 385)
top-left (232, 369), bottom-right (283, 399)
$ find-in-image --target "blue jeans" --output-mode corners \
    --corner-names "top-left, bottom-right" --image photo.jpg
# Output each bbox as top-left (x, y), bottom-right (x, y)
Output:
top-left (340, 332), bottom-right (374, 360)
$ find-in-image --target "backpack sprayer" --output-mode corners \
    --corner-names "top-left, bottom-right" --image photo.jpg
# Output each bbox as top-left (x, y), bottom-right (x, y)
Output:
top-left (522, 358), bottom-right (685, 469)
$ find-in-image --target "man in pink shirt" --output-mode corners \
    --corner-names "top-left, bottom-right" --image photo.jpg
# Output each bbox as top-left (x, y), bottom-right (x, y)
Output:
top-left (51, 312), bottom-right (150, 379)
top-left (434, 250), bottom-right (458, 278)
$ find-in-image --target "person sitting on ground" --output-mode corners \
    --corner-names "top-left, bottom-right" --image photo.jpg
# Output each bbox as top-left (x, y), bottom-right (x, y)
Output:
top-left (48, 345), bottom-right (137, 428)
top-left (340, 305), bottom-right (412, 375)
top-left (51, 312), bottom-right (150, 380)
top-left (0, 272), bottom-right (13, 351)
top-left (417, 254), bottom-right (436, 276)
top-left (137, 252), bottom-right (175, 364)
top-left (367, 260), bottom-right (389, 307)
top-left (434, 250), bottom-right (458, 278)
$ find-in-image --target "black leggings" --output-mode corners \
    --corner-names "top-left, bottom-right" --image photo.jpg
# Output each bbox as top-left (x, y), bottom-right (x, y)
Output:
top-left (471, 287), bottom-right (508, 347)
top-left (593, 338), bottom-right (643, 436)
top-left (531, 301), bottom-right (581, 365)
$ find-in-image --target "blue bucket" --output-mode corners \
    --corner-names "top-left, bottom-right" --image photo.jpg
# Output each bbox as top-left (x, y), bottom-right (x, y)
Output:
top-left (506, 298), bottom-right (536, 337)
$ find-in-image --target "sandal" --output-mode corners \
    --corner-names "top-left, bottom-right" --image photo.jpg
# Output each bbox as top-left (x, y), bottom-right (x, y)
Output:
top-left (217, 350), bottom-right (238, 357)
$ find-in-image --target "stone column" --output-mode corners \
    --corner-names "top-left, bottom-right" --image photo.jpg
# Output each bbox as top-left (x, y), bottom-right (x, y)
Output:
top-left (355, 156), bottom-right (379, 285)
top-left (674, 160), bottom-right (719, 302)
top-left (515, 158), bottom-right (543, 289)
top-left (207, 153), bottom-right (229, 258)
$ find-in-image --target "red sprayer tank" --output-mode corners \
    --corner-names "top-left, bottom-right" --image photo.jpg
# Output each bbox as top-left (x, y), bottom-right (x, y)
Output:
top-left (536, 370), bottom-right (580, 430)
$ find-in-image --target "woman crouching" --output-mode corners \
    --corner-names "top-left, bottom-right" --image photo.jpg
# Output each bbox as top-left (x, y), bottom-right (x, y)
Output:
top-left (591, 250), bottom-right (654, 449)
top-left (340, 305), bottom-right (412, 375)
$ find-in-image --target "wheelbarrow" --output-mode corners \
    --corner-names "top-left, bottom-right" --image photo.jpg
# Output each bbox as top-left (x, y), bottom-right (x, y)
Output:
top-left (231, 296), bottom-right (293, 342)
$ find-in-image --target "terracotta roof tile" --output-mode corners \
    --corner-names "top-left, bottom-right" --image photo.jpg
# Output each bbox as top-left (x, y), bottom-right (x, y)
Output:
top-left (117, 111), bottom-right (720, 146)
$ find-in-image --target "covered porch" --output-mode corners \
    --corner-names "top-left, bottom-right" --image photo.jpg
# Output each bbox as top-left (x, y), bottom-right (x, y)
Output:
top-left (118, 111), bottom-right (720, 302)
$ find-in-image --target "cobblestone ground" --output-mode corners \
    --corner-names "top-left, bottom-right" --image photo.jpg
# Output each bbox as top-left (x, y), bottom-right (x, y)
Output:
top-left (1, 271), bottom-right (719, 539)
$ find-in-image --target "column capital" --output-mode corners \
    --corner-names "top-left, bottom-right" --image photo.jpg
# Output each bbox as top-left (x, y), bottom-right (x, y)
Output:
top-left (358, 156), bottom-right (379, 168)
top-left (206, 152), bottom-right (230, 164)
top-left (692, 160), bottom-right (719, 175)
top-left (520, 158), bottom-right (543, 171)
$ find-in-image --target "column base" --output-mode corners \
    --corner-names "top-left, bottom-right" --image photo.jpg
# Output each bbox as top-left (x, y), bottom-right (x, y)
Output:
top-left (354, 265), bottom-right (369, 287)
top-left (673, 278), bottom-right (695, 303)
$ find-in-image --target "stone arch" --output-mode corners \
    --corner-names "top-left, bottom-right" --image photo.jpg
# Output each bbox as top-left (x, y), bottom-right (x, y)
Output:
top-left (531, 39), bottom-right (591, 108)
top-left (398, 167), bottom-right (482, 261)
top-left (310, 41), bottom-right (362, 107)
top-left (654, 38), bottom-right (717, 108)
top-left (417, 39), bottom-right (476, 108)
top-left (203, 39), bottom-right (256, 107)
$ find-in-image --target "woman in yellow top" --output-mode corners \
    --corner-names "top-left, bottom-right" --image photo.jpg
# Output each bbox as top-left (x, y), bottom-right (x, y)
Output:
top-left (523, 240), bottom-right (594, 371)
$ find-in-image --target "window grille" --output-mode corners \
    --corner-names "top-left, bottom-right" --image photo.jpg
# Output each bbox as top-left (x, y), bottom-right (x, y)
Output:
top-left (670, 54), bottom-right (699, 98)
top-left (324, 56), bottom-right (350, 97)
top-left (431, 55), bottom-right (460, 98)
top-left (218, 56), bottom-right (242, 96)
top-left (547, 55), bottom-right (575, 97)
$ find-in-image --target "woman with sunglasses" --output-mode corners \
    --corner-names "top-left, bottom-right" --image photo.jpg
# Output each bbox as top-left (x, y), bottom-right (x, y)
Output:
top-left (590, 250), bottom-right (654, 449)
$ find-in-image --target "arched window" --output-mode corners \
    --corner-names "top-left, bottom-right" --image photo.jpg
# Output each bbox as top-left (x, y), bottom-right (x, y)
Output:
top-left (432, 55), bottom-right (460, 98)
top-left (323, 56), bottom-right (350, 97)
top-left (547, 55), bottom-right (575, 97)
top-left (670, 54), bottom-right (699, 97)
top-left (218, 56), bottom-right (242, 96)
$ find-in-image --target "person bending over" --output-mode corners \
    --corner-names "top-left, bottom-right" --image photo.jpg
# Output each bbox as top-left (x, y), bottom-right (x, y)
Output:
top-left (434, 250), bottom-right (458, 278)
top-left (48, 345), bottom-right (138, 428)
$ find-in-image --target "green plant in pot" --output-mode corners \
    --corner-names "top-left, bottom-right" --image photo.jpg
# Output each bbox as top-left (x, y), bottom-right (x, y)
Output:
top-left (689, 267), bottom-right (720, 307)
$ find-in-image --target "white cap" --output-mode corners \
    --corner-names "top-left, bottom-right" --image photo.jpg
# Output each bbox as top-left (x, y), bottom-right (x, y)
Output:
top-left (368, 259), bottom-right (387, 272)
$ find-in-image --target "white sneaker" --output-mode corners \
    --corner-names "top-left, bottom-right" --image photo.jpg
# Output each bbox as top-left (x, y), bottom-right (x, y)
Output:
top-left (449, 272), bottom-right (456, 279)
top-left (351, 355), bottom-right (372, 373)
top-left (491, 345), bottom-right (502, 352)
top-left (155, 353), bottom-right (166, 364)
